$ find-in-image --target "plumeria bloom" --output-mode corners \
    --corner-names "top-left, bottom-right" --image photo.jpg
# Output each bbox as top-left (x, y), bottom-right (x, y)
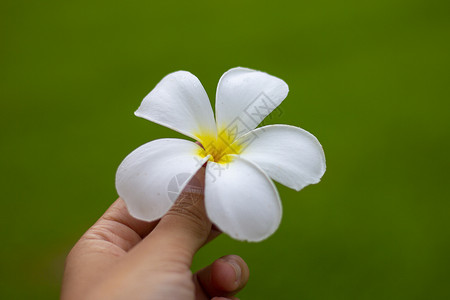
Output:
top-left (116, 67), bottom-right (326, 242)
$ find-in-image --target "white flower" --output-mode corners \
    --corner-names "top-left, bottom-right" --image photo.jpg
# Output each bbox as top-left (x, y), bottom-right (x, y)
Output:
top-left (116, 67), bottom-right (326, 242)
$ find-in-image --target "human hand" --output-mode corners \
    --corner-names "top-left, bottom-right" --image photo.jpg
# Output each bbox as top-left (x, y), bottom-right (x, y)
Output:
top-left (61, 169), bottom-right (249, 300)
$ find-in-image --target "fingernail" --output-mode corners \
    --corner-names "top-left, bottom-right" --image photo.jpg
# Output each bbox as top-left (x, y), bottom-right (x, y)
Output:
top-left (222, 257), bottom-right (241, 284)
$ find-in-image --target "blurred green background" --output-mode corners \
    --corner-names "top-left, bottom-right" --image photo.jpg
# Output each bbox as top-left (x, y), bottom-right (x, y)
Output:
top-left (1, 0), bottom-right (449, 299)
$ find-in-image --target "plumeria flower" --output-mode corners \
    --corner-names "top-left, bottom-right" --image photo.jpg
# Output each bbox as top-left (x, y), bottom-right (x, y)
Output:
top-left (116, 67), bottom-right (326, 242)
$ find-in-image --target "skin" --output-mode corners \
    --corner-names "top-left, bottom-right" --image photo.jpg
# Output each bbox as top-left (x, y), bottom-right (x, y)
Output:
top-left (61, 168), bottom-right (249, 300)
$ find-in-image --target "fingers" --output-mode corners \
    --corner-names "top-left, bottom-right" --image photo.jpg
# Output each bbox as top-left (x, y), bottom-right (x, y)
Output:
top-left (101, 198), bottom-right (158, 239)
top-left (62, 199), bottom-right (160, 300)
top-left (83, 198), bottom-right (159, 251)
top-left (129, 167), bottom-right (212, 267)
top-left (195, 255), bottom-right (249, 300)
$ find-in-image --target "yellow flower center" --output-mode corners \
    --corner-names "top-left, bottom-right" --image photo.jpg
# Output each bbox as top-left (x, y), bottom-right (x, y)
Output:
top-left (196, 131), bottom-right (243, 164)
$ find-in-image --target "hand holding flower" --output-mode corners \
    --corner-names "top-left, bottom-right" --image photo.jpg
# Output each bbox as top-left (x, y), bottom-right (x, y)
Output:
top-left (61, 169), bottom-right (249, 300)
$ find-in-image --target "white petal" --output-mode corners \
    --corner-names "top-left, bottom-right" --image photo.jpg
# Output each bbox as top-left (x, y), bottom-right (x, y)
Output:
top-left (135, 71), bottom-right (217, 142)
top-left (236, 124), bottom-right (326, 191)
top-left (215, 67), bottom-right (289, 140)
top-left (116, 138), bottom-right (209, 221)
top-left (204, 156), bottom-right (282, 242)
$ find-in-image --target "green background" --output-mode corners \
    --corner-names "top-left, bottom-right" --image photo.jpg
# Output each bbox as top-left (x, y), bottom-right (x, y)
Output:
top-left (1, 0), bottom-right (449, 299)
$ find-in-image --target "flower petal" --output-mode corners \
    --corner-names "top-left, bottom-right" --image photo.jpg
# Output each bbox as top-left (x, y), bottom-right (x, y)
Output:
top-left (235, 124), bottom-right (326, 191)
top-left (215, 67), bottom-right (289, 140)
top-left (135, 71), bottom-right (217, 142)
top-left (116, 138), bottom-right (209, 221)
top-left (204, 156), bottom-right (282, 242)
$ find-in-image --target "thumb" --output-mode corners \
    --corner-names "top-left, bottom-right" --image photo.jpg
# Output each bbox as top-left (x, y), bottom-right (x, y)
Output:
top-left (130, 167), bottom-right (212, 266)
